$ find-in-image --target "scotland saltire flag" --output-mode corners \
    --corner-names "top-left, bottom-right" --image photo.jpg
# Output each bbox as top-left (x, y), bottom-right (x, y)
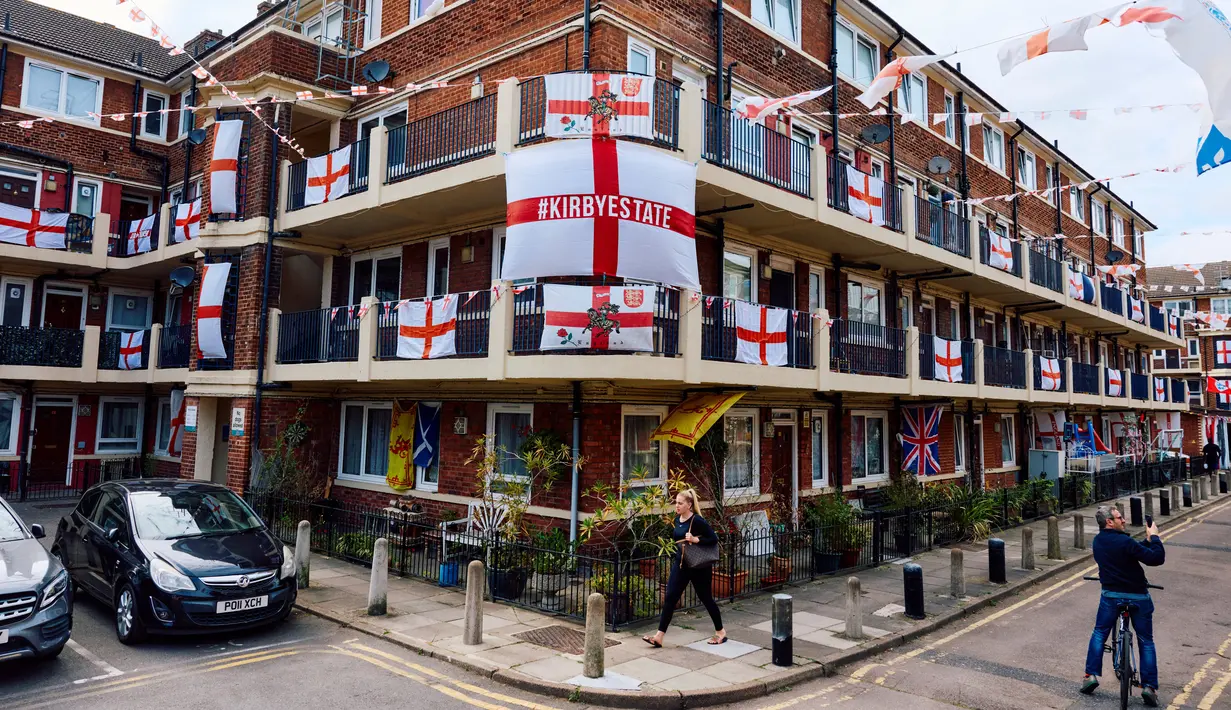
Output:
top-left (413, 402), bottom-right (441, 468)
top-left (902, 406), bottom-right (943, 477)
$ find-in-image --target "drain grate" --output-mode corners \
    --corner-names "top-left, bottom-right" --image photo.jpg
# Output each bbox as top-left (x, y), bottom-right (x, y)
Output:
top-left (513, 624), bottom-right (620, 656)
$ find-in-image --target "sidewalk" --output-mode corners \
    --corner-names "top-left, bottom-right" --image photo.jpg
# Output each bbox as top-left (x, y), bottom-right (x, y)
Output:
top-left (294, 478), bottom-right (1228, 708)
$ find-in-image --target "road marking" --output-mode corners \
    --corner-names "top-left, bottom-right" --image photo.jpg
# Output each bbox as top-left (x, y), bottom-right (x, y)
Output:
top-left (1167, 629), bottom-right (1231, 710)
top-left (755, 679), bottom-right (846, 710)
top-left (325, 646), bottom-right (517, 710)
top-left (65, 639), bottom-right (122, 681)
top-left (1196, 660), bottom-right (1231, 710)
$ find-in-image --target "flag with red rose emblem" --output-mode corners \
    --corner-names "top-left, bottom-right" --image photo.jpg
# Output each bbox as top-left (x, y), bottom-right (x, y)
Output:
top-left (545, 73), bottom-right (655, 140)
top-left (539, 284), bottom-right (655, 351)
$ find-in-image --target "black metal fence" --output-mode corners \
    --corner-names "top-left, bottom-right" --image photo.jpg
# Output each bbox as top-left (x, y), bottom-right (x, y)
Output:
top-left (830, 319), bottom-right (906, 377)
top-left (1032, 353), bottom-right (1066, 392)
top-left (984, 346), bottom-right (1025, 388)
top-left (66, 214), bottom-right (93, 254)
top-left (919, 335), bottom-right (973, 383)
top-left (277, 306), bottom-right (360, 364)
top-left (98, 329), bottom-right (150, 370)
top-left (159, 324), bottom-right (191, 369)
top-left (506, 284), bottom-right (678, 358)
top-left (700, 296), bottom-right (811, 368)
top-left (286, 138), bottom-right (371, 211)
top-left (827, 156), bottom-right (902, 230)
top-left (376, 292), bottom-right (492, 360)
top-left (387, 96), bottom-right (497, 184)
top-left (978, 226), bottom-right (1022, 277)
top-left (0, 457), bottom-right (142, 502)
top-left (1029, 247), bottom-right (1064, 293)
top-left (1131, 372), bottom-right (1149, 401)
top-left (518, 73), bottom-right (680, 151)
top-left (0, 325), bottom-right (84, 367)
top-left (914, 197), bottom-right (968, 256)
top-left (702, 101), bottom-right (812, 198)
top-left (1073, 362), bottom-right (1100, 395)
top-left (1101, 284), bottom-right (1124, 316)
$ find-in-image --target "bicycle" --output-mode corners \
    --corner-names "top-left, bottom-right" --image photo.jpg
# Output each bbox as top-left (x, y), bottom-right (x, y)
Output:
top-left (1084, 576), bottom-right (1165, 709)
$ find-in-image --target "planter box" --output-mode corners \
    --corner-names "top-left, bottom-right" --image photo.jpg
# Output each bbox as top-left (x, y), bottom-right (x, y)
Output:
top-left (813, 551), bottom-right (842, 575)
top-left (712, 569), bottom-right (749, 598)
top-left (488, 568), bottom-right (528, 601)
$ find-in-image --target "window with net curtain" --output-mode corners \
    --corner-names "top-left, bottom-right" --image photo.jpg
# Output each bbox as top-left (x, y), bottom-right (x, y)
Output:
top-left (340, 403), bottom-right (391, 476)
top-left (155, 399), bottom-right (172, 454)
top-left (98, 400), bottom-right (140, 452)
top-left (0, 397), bottom-right (14, 453)
top-left (723, 251), bottom-right (752, 301)
top-left (724, 412), bottom-right (754, 491)
top-left (622, 413), bottom-right (661, 481)
top-left (851, 413), bottom-right (885, 479)
top-left (26, 64), bottom-right (98, 119)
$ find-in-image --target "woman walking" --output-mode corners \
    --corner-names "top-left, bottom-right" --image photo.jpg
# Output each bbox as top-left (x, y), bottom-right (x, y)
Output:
top-left (643, 489), bottom-right (727, 647)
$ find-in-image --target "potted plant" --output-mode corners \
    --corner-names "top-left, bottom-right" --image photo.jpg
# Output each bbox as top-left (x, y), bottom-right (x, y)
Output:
top-left (530, 528), bottom-right (572, 611)
top-left (805, 494), bottom-right (860, 574)
top-left (710, 519), bottom-right (750, 598)
top-left (488, 543), bottom-right (530, 601)
top-left (885, 475), bottom-right (928, 555)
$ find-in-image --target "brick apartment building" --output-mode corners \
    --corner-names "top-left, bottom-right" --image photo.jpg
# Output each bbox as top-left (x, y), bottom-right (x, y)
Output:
top-left (0, 0), bottom-right (1189, 530)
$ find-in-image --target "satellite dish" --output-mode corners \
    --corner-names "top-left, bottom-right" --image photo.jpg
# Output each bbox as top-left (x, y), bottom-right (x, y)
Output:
top-left (361, 60), bottom-right (393, 84)
top-left (186, 129), bottom-right (208, 146)
top-left (927, 156), bottom-right (952, 175)
top-left (860, 124), bottom-right (891, 144)
top-left (1107, 250), bottom-right (1124, 263)
top-left (168, 266), bottom-right (196, 296)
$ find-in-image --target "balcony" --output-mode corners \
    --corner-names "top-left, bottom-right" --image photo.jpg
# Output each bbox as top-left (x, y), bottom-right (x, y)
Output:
top-left (158, 324), bottom-right (191, 369)
top-left (1131, 372), bottom-right (1149, 401)
top-left (919, 335), bottom-right (973, 384)
top-left (276, 306), bottom-right (361, 364)
top-left (701, 296), bottom-right (809, 368)
top-left (108, 215), bottom-right (160, 258)
top-left (98, 330), bottom-right (150, 370)
top-left (380, 294), bottom-right (491, 360)
top-left (286, 138), bottom-right (371, 212)
top-left (1149, 305), bottom-right (1166, 333)
top-left (914, 197), bottom-right (969, 257)
top-left (0, 324), bottom-right (187, 382)
top-left (829, 320), bottom-right (906, 377)
top-left (1073, 362), bottom-right (1100, 395)
top-left (703, 101), bottom-right (811, 198)
top-left (1171, 379), bottom-right (1187, 403)
top-left (388, 95), bottom-right (497, 184)
top-left (517, 286), bottom-right (676, 358)
top-left (0, 325), bottom-right (83, 367)
top-left (827, 157), bottom-right (901, 230)
top-left (1028, 245), bottom-right (1065, 294)
top-left (984, 346), bottom-right (1026, 389)
top-left (1101, 283), bottom-right (1125, 317)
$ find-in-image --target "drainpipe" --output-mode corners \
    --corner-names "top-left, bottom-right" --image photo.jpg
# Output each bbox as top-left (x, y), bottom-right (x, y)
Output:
top-left (957, 91), bottom-right (969, 200)
top-left (16, 381), bottom-right (32, 501)
top-left (1053, 157), bottom-right (1063, 255)
top-left (181, 77), bottom-right (198, 196)
top-left (1007, 127), bottom-right (1024, 238)
top-left (828, 2), bottom-right (840, 202)
top-left (570, 381), bottom-right (582, 542)
top-left (581, 0), bottom-right (591, 72)
top-left (250, 102), bottom-right (282, 476)
top-left (885, 33), bottom-right (903, 188)
top-left (1129, 211), bottom-right (1137, 292)
top-left (835, 392), bottom-right (844, 497)
top-left (130, 79), bottom-right (170, 204)
top-left (1088, 183), bottom-right (1106, 270)
top-left (715, 0), bottom-right (724, 164)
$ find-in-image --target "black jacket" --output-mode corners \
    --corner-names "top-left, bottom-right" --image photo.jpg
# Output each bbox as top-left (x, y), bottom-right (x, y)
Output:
top-left (1092, 528), bottom-right (1165, 594)
top-left (672, 514), bottom-right (717, 564)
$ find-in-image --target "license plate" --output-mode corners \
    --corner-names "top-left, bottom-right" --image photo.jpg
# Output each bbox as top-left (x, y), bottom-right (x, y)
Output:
top-left (216, 595), bottom-right (268, 614)
top-left (0, 629), bottom-right (7, 644)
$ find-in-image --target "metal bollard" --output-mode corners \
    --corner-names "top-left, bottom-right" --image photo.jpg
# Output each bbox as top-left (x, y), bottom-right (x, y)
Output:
top-left (1073, 514), bottom-right (1086, 550)
top-left (1130, 497), bottom-right (1143, 527)
top-left (367, 538), bottom-right (388, 616)
top-left (1159, 490), bottom-right (1171, 516)
top-left (1183, 482), bottom-right (1193, 507)
top-left (989, 538), bottom-right (1007, 584)
top-left (584, 593), bottom-right (606, 679)
top-left (1220, 472), bottom-right (1228, 494)
top-left (771, 594), bottom-right (793, 667)
top-left (1047, 516), bottom-right (1063, 560)
top-left (950, 548), bottom-right (965, 598)
top-left (295, 520), bottom-right (311, 589)
top-left (846, 576), bottom-right (864, 640)
top-left (903, 564), bottom-right (925, 620)
top-left (1144, 492), bottom-right (1154, 519)
top-left (1020, 527), bottom-right (1035, 570)
top-left (464, 560), bottom-right (484, 645)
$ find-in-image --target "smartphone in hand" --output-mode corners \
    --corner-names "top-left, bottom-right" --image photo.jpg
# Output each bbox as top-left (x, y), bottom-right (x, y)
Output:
top-left (1145, 514), bottom-right (1154, 527)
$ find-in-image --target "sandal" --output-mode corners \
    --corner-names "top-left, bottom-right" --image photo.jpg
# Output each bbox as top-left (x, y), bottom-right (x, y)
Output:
top-left (642, 636), bottom-right (662, 648)
top-left (707, 635), bottom-right (728, 645)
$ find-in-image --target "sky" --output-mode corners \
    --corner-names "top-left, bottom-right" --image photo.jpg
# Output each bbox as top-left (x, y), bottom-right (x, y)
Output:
top-left (40, 0), bottom-right (1231, 266)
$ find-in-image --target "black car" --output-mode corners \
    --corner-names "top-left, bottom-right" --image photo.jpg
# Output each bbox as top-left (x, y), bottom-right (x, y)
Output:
top-left (52, 479), bottom-right (296, 644)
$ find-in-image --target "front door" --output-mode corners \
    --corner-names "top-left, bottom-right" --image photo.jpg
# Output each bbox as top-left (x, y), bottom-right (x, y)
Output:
top-left (211, 399), bottom-right (230, 485)
top-left (31, 403), bottom-right (73, 484)
top-left (771, 421), bottom-right (797, 526)
top-left (42, 287), bottom-right (84, 330)
top-left (770, 269), bottom-right (794, 310)
top-left (973, 419), bottom-right (985, 479)
top-left (0, 172), bottom-right (36, 208)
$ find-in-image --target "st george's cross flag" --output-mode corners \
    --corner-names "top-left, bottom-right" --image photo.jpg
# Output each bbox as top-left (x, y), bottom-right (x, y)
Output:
top-left (397, 296), bottom-right (457, 359)
top-left (545, 73), bottom-right (655, 140)
top-left (845, 164), bottom-right (886, 226)
top-left (197, 262), bottom-right (231, 359)
top-left (1156, 411), bottom-right (1183, 449)
top-left (1039, 357), bottom-right (1063, 391)
top-left (126, 214), bottom-right (156, 255)
top-left (1174, 263), bottom-right (1206, 284)
top-left (172, 199), bottom-right (201, 243)
top-left (168, 389), bottom-right (186, 455)
top-left (1106, 367), bottom-right (1124, 397)
top-left (539, 284), bottom-right (655, 351)
top-left (735, 88), bottom-right (832, 122)
top-left (1034, 410), bottom-right (1067, 450)
top-left (1218, 339), bottom-right (1231, 365)
top-left (304, 145), bottom-right (352, 205)
top-left (997, 2), bottom-right (1182, 76)
top-left (988, 232), bottom-right (1015, 272)
top-left (1069, 270), bottom-right (1096, 303)
top-left (1129, 296), bottom-right (1146, 323)
top-left (502, 139), bottom-right (700, 291)
top-left (735, 300), bottom-right (789, 366)
top-left (0, 203), bottom-right (68, 249)
top-left (858, 55), bottom-right (946, 108)
top-left (1206, 415), bottom-right (1217, 443)
top-left (117, 330), bottom-right (144, 370)
top-left (209, 120), bottom-right (243, 215)
top-left (901, 406), bottom-right (943, 476)
top-left (1168, 310), bottom-right (1179, 336)
top-left (933, 336), bottom-right (964, 383)
top-left (1155, 376), bottom-right (1168, 401)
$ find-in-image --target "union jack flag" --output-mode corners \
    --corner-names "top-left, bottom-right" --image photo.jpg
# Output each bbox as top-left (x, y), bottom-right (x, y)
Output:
top-left (902, 406), bottom-right (943, 477)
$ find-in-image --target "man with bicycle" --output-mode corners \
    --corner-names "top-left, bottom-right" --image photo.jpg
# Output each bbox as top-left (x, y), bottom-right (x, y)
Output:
top-left (1081, 505), bottom-right (1166, 706)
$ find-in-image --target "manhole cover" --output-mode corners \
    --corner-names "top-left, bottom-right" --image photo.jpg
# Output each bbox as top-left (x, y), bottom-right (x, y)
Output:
top-left (513, 625), bottom-right (620, 656)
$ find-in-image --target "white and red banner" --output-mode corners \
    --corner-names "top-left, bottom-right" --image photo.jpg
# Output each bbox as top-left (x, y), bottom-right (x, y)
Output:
top-left (734, 300), bottom-right (788, 366)
top-left (1096, 264), bottom-right (1140, 278)
top-left (1105, 411), bottom-right (1130, 438)
top-left (735, 88), bottom-right (832, 122)
top-left (209, 119), bottom-right (243, 215)
top-left (845, 164), bottom-right (885, 226)
top-left (1208, 376), bottom-right (1231, 394)
top-left (858, 55), bottom-right (945, 108)
top-left (1106, 367), bottom-right (1124, 397)
top-left (1174, 263), bottom-right (1206, 284)
top-left (197, 262), bottom-right (231, 360)
top-left (1206, 415), bottom-right (1217, 443)
top-left (1168, 310), bottom-right (1179, 336)
top-left (117, 330), bottom-right (144, 370)
top-left (997, 3), bottom-right (1176, 76)
top-left (1034, 409), bottom-right (1067, 450)
top-left (988, 231), bottom-right (1014, 272)
top-left (304, 145), bottom-right (352, 205)
top-left (1129, 296), bottom-right (1145, 323)
top-left (1039, 357), bottom-right (1063, 391)
top-left (933, 336), bottom-right (963, 383)
top-left (1218, 339), bottom-right (1231, 365)
top-left (126, 214), bottom-right (155, 255)
top-left (396, 296), bottom-right (457, 360)
top-left (545, 73), bottom-right (655, 140)
top-left (0, 203), bottom-right (69, 249)
top-left (173, 199), bottom-right (201, 243)
top-left (168, 388), bottom-right (186, 455)
top-left (539, 284), bottom-right (654, 351)
top-left (1193, 311), bottom-right (1231, 331)
top-left (1155, 376), bottom-right (1168, 401)
top-left (503, 139), bottom-right (700, 291)
top-left (1156, 411), bottom-right (1183, 449)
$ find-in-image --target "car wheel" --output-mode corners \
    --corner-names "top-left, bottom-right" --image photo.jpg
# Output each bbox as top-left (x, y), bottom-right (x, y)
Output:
top-left (114, 584), bottom-right (146, 645)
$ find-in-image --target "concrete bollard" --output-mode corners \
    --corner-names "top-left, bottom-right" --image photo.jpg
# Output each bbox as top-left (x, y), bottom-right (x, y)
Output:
top-left (1047, 516), bottom-right (1063, 560)
top-left (1144, 492), bottom-right (1154, 519)
top-left (1021, 527), bottom-right (1035, 570)
top-left (903, 564), bottom-right (925, 620)
top-left (1197, 477), bottom-right (1205, 503)
top-left (584, 593), bottom-right (606, 679)
top-left (295, 520), bottom-right (311, 589)
top-left (950, 548), bottom-right (965, 598)
top-left (463, 560), bottom-right (484, 645)
top-left (771, 594), bottom-right (793, 667)
top-left (1159, 490), bottom-right (1171, 516)
top-left (367, 538), bottom-right (388, 616)
top-left (1183, 482), bottom-right (1193, 507)
top-left (1073, 514), bottom-right (1086, 550)
top-left (988, 538), bottom-right (1007, 584)
top-left (1115, 501), bottom-right (1125, 520)
top-left (1174, 484), bottom-right (1184, 509)
top-left (846, 576), bottom-right (864, 640)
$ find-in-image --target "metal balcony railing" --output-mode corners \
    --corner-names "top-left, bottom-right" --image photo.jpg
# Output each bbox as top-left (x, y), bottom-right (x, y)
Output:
top-left (700, 296), bottom-right (810, 368)
top-left (827, 156), bottom-right (901, 230)
top-left (1131, 372), bottom-right (1149, 401)
top-left (505, 283), bottom-right (677, 357)
top-left (108, 214), bottom-right (160, 257)
top-left (918, 335), bottom-right (973, 383)
top-left (376, 292), bottom-right (492, 360)
top-left (984, 346), bottom-right (1026, 389)
top-left (517, 73), bottom-right (680, 151)
top-left (277, 307), bottom-right (361, 364)
top-left (386, 95), bottom-right (497, 184)
top-left (829, 319), bottom-right (906, 377)
top-left (1171, 379), bottom-right (1187, 403)
top-left (0, 326), bottom-right (83, 367)
top-left (1029, 247), bottom-right (1064, 293)
top-left (1149, 305), bottom-right (1166, 333)
top-left (914, 197), bottom-right (968, 257)
top-left (701, 101), bottom-right (812, 198)
top-left (98, 330), bottom-right (150, 370)
top-left (158, 324), bottom-right (191, 369)
top-left (286, 138), bottom-right (371, 211)
top-left (66, 214), bottom-right (93, 254)
top-left (1073, 362), bottom-right (1100, 395)
top-left (1100, 284), bottom-right (1124, 316)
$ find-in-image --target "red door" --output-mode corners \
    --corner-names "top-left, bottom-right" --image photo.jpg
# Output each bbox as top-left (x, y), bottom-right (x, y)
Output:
top-left (771, 424), bottom-right (795, 524)
top-left (31, 404), bottom-right (73, 483)
top-left (42, 291), bottom-right (83, 330)
top-left (0, 174), bottom-right (36, 208)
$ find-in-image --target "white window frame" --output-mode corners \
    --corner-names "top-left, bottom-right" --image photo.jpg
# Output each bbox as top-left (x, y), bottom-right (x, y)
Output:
top-left (723, 244), bottom-right (758, 302)
top-left (626, 38), bottom-right (656, 76)
top-left (982, 123), bottom-right (1005, 173)
top-left (415, 401), bottom-right (442, 492)
top-left (140, 89), bottom-right (169, 140)
top-left (304, 5), bottom-right (345, 45)
top-left (177, 90), bottom-right (196, 139)
top-left (486, 403), bottom-right (535, 495)
top-left (810, 409), bottom-right (829, 487)
top-left (1092, 199), bottom-right (1107, 235)
top-left (751, 0), bottom-right (801, 44)
top-left (1016, 146), bottom-right (1037, 190)
top-left (71, 176), bottom-right (102, 218)
top-left (1, 275), bottom-right (34, 327)
top-left (1134, 230), bottom-right (1145, 259)
top-left (897, 73), bottom-right (926, 125)
top-left (949, 303), bottom-right (961, 339)
top-left (426, 237), bottom-right (450, 298)
top-left (0, 393), bottom-right (19, 455)
top-left (95, 396), bottom-right (145, 454)
top-left (1111, 213), bottom-right (1125, 247)
top-left (1042, 164), bottom-right (1054, 203)
top-left (847, 278), bottom-right (885, 326)
top-left (1000, 414), bottom-right (1016, 466)
top-left (836, 19), bottom-right (879, 88)
top-left (1212, 297), bottom-right (1231, 315)
top-left (807, 266), bottom-right (825, 312)
top-left (20, 59), bottom-right (103, 124)
top-left (336, 400), bottom-right (393, 481)
top-left (365, 0), bottom-right (383, 44)
top-left (1068, 185), bottom-right (1086, 222)
top-left (1188, 379), bottom-right (1204, 405)
top-left (942, 91), bottom-right (956, 141)
top-left (349, 246), bottom-right (402, 305)
top-left (722, 408), bottom-right (759, 497)
top-left (954, 413), bottom-right (966, 472)
top-left (153, 396), bottom-right (175, 457)
top-left (620, 404), bottom-right (667, 486)
top-left (105, 288), bottom-right (154, 332)
top-left (850, 410), bottom-right (890, 483)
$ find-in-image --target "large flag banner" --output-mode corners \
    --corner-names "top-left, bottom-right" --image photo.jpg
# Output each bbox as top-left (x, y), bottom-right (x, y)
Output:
top-left (0, 204), bottom-right (68, 249)
top-left (845, 164), bottom-right (886, 226)
top-left (988, 232), bottom-right (1015, 272)
top-left (735, 88), bottom-right (832, 122)
top-left (1106, 367), bottom-right (1124, 397)
top-left (997, 2), bottom-right (1177, 75)
top-left (503, 139), bottom-right (700, 290)
top-left (1156, 411), bottom-right (1183, 449)
top-left (1174, 263), bottom-right (1206, 284)
top-left (197, 262), bottom-right (231, 359)
top-left (1218, 339), bottom-right (1231, 365)
top-left (209, 119), bottom-right (243, 214)
top-left (540, 284), bottom-right (655, 351)
top-left (1039, 357), bottom-right (1063, 391)
top-left (1034, 409), bottom-right (1067, 450)
top-left (651, 391), bottom-right (747, 448)
top-left (173, 199), bottom-right (201, 243)
top-left (1168, 310), bottom-right (1179, 336)
top-left (1155, 376), bottom-right (1168, 401)
top-left (1069, 270), bottom-right (1096, 303)
top-left (545, 73), bottom-right (655, 140)
top-left (386, 402), bottom-right (416, 491)
top-left (117, 330), bottom-right (143, 370)
top-left (168, 389), bottom-right (186, 455)
top-left (397, 296), bottom-right (457, 359)
top-left (734, 300), bottom-right (789, 366)
top-left (413, 402), bottom-right (441, 469)
top-left (126, 214), bottom-right (155, 255)
top-left (1208, 376), bottom-right (1231, 394)
top-left (933, 336), bottom-right (963, 383)
top-left (902, 406), bottom-right (942, 476)
top-left (304, 145), bottom-right (352, 205)
top-left (1129, 296), bottom-right (1145, 323)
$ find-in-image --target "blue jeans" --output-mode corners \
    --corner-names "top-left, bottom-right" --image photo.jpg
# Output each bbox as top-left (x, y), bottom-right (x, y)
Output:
top-left (1085, 592), bottom-right (1157, 690)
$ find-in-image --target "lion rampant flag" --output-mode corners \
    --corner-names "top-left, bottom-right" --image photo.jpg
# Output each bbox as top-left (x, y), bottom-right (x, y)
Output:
top-left (386, 402), bottom-right (416, 491)
top-left (539, 284), bottom-right (655, 351)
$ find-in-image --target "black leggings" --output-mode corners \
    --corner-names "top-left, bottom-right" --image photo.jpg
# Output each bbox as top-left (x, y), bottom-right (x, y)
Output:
top-left (658, 562), bottom-right (723, 633)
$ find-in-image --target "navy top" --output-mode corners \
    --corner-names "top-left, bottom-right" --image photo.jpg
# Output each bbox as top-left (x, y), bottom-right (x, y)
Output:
top-left (672, 513), bottom-right (718, 563)
top-left (1092, 528), bottom-right (1165, 594)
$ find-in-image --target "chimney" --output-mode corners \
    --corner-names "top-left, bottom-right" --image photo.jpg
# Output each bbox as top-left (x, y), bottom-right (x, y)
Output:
top-left (183, 29), bottom-right (226, 57)
top-left (256, 1), bottom-right (277, 15)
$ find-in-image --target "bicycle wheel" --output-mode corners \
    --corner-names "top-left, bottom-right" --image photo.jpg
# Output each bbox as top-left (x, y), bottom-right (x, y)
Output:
top-left (1120, 627), bottom-right (1134, 710)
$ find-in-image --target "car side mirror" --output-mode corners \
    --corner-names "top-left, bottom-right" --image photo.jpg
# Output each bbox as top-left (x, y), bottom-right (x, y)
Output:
top-left (29, 524), bottom-right (45, 539)
top-left (105, 526), bottom-right (122, 543)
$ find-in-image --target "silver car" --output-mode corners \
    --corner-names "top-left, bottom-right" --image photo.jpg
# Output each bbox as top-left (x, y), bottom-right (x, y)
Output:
top-left (0, 496), bottom-right (72, 662)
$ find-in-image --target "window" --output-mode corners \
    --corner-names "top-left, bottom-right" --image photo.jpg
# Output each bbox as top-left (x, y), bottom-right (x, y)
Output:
top-left (847, 280), bottom-right (883, 324)
top-left (870, 159), bottom-right (885, 179)
top-left (1091, 200), bottom-right (1106, 234)
top-left (304, 6), bottom-right (344, 45)
top-left (1211, 298), bottom-right (1231, 315)
top-left (808, 269), bottom-right (824, 311)
top-left (1000, 415), bottom-right (1016, 466)
top-left (1069, 186), bottom-right (1086, 221)
top-left (723, 409), bottom-right (757, 494)
top-left (490, 226), bottom-right (534, 286)
top-left (836, 21), bottom-right (878, 86)
top-left (177, 90), bottom-right (194, 139)
top-left (350, 249), bottom-right (401, 304)
top-left (943, 92), bottom-right (955, 141)
top-left (365, 0), bottom-right (382, 43)
top-left (1164, 299), bottom-right (1194, 316)
top-left (339, 402), bottom-right (392, 478)
top-left (416, 402), bottom-right (441, 491)
top-left (141, 89), bottom-right (168, 139)
top-left (97, 397), bottom-right (143, 453)
top-left (1016, 147), bottom-right (1036, 189)
top-left (850, 411), bottom-right (888, 481)
top-left (1111, 213), bottom-right (1125, 247)
top-left (1042, 164), bottom-right (1054, 203)
top-left (427, 238), bottom-right (449, 298)
top-left (154, 397), bottom-right (174, 456)
top-left (1188, 379), bottom-right (1204, 405)
top-left (954, 414), bottom-right (966, 472)
top-left (1135, 230), bottom-right (1145, 258)
top-left (73, 178), bottom-right (100, 218)
top-left (106, 290), bottom-right (152, 332)
top-left (723, 249), bottom-right (754, 301)
top-left (811, 410), bottom-right (828, 486)
top-left (752, 0), bottom-right (799, 42)
top-left (627, 38), bottom-right (655, 75)
top-left (949, 303), bottom-right (961, 339)
top-left (22, 60), bottom-right (101, 122)
top-left (982, 124), bottom-right (1005, 172)
top-left (488, 403), bottom-right (533, 490)
top-left (0, 395), bottom-right (17, 455)
top-left (897, 74), bottom-right (926, 124)
top-left (621, 405), bottom-right (665, 484)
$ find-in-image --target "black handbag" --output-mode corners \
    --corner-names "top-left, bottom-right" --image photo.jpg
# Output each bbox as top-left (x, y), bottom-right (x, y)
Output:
top-left (680, 516), bottom-right (720, 569)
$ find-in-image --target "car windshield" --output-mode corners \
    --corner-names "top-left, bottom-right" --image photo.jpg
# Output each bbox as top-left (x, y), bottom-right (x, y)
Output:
top-left (0, 505), bottom-right (24, 542)
top-left (129, 489), bottom-right (264, 540)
